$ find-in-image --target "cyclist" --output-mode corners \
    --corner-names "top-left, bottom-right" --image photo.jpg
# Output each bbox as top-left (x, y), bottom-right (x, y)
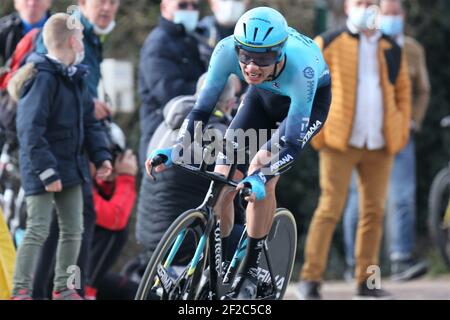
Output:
top-left (146, 6), bottom-right (332, 299)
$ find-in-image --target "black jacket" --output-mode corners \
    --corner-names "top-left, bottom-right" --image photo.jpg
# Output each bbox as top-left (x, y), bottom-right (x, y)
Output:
top-left (16, 53), bottom-right (111, 196)
top-left (138, 17), bottom-right (206, 163)
top-left (0, 12), bottom-right (23, 64)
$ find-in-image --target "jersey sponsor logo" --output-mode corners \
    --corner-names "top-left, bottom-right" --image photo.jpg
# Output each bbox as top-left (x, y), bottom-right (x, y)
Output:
top-left (212, 43), bottom-right (225, 57)
top-left (306, 80), bottom-right (315, 103)
top-left (291, 32), bottom-right (313, 46)
top-left (270, 154), bottom-right (294, 172)
top-left (302, 120), bottom-right (322, 147)
top-left (272, 81), bottom-right (280, 89)
top-left (300, 117), bottom-right (310, 132)
top-left (303, 66), bottom-right (315, 79)
top-left (257, 172), bottom-right (267, 184)
top-left (320, 69), bottom-right (330, 79)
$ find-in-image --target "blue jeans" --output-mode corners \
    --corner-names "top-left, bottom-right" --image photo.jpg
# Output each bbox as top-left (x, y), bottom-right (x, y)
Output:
top-left (343, 137), bottom-right (416, 266)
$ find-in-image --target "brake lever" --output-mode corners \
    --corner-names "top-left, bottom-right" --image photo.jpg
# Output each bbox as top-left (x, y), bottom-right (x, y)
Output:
top-left (148, 155), bottom-right (167, 182)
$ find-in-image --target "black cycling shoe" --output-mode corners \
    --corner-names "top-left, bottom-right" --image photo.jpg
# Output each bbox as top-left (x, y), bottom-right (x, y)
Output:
top-left (221, 269), bottom-right (259, 300)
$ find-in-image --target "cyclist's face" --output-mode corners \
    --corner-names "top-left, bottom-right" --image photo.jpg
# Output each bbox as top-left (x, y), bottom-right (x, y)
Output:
top-left (239, 61), bottom-right (276, 84)
top-left (237, 49), bottom-right (278, 84)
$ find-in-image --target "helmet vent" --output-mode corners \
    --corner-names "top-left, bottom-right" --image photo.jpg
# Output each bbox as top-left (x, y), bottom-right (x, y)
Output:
top-left (243, 23), bottom-right (247, 38)
top-left (253, 27), bottom-right (259, 41)
top-left (262, 27), bottom-right (274, 41)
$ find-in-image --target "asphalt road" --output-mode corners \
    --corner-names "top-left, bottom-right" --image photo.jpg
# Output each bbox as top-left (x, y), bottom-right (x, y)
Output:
top-left (285, 276), bottom-right (450, 300)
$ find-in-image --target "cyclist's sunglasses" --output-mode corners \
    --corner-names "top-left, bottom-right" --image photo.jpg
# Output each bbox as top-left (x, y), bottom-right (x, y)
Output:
top-left (178, 1), bottom-right (200, 9)
top-left (235, 47), bottom-right (279, 67)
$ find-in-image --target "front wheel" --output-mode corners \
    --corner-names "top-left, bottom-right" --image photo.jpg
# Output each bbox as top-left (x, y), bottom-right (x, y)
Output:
top-left (135, 209), bottom-right (208, 300)
top-left (428, 167), bottom-right (450, 270)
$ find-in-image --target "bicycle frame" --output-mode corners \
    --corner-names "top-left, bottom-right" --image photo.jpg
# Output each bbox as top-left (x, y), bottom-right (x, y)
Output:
top-left (156, 156), bottom-right (279, 300)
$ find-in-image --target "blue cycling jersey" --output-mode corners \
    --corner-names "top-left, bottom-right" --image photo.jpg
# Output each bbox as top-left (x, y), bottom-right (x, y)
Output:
top-left (178, 27), bottom-right (331, 181)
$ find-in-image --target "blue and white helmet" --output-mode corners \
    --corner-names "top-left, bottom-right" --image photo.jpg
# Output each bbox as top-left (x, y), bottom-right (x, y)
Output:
top-left (234, 7), bottom-right (289, 61)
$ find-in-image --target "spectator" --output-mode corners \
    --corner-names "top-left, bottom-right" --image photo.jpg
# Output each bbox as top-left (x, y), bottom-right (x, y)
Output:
top-left (138, 0), bottom-right (206, 166)
top-left (196, 0), bottom-right (249, 65)
top-left (32, 0), bottom-right (121, 299)
top-left (35, 0), bottom-right (120, 116)
top-left (135, 74), bottom-right (243, 273)
top-left (10, 13), bottom-right (112, 300)
top-left (85, 123), bottom-right (139, 300)
top-left (297, 0), bottom-right (411, 300)
top-left (0, 0), bottom-right (51, 64)
top-left (0, 0), bottom-right (52, 149)
top-left (342, 0), bottom-right (431, 282)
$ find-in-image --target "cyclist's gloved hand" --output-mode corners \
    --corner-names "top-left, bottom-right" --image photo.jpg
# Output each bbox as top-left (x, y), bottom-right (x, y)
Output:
top-left (147, 147), bottom-right (174, 167)
top-left (145, 147), bottom-right (175, 178)
top-left (239, 173), bottom-right (266, 201)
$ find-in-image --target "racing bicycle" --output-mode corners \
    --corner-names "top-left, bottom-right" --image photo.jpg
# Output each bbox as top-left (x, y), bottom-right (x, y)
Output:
top-left (135, 144), bottom-right (297, 300)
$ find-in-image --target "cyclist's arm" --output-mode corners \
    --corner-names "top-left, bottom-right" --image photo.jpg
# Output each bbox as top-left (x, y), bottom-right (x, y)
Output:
top-left (253, 66), bottom-right (331, 182)
top-left (177, 37), bottom-right (237, 145)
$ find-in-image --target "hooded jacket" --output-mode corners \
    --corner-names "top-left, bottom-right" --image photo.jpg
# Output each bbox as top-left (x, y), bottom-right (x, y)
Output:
top-left (14, 53), bottom-right (111, 195)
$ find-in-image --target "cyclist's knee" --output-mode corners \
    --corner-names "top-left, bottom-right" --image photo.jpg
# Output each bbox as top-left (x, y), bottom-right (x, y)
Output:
top-left (221, 185), bottom-right (238, 203)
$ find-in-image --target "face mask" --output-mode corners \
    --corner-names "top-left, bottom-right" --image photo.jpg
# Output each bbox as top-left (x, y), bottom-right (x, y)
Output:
top-left (73, 50), bottom-right (85, 65)
top-left (348, 6), bottom-right (378, 31)
top-left (174, 10), bottom-right (199, 33)
top-left (378, 15), bottom-right (404, 37)
top-left (94, 20), bottom-right (116, 35)
top-left (215, 1), bottom-right (246, 27)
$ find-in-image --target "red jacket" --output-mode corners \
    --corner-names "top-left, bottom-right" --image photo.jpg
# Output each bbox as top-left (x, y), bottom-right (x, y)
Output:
top-left (93, 175), bottom-right (136, 231)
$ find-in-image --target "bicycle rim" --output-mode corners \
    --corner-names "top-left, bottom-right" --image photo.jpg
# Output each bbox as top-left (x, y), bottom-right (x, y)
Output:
top-left (260, 208), bottom-right (297, 299)
top-left (135, 210), bottom-right (208, 300)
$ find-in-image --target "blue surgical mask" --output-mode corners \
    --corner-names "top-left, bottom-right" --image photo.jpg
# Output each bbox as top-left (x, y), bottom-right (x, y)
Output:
top-left (174, 10), bottom-right (199, 33)
top-left (348, 6), bottom-right (378, 31)
top-left (379, 15), bottom-right (404, 37)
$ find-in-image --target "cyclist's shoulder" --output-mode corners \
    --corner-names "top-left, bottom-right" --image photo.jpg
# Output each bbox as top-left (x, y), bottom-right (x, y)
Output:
top-left (286, 28), bottom-right (323, 62)
top-left (211, 35), bottom-right (235, 57)
top-left (285, 45), bottom-right (325, 82)
top-left (209, 36), bottom-right (239, 74)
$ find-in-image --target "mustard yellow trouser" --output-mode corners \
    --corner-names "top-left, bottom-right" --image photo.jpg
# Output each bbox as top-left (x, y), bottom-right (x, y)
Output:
top-left (301, 147), bottom-right (394, 284)
top-left (0, 211), bottom-right (15, 300)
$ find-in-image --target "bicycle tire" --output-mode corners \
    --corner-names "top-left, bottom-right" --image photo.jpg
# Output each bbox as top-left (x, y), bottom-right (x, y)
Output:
top-left (135, 209), bottom-right (208, 300)
top-left (196, 208), bottom-right (297, 300)
top-left (261, 208), bottom-right (297, 299)
top-left (428, 167), bottom-right (450, 269)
